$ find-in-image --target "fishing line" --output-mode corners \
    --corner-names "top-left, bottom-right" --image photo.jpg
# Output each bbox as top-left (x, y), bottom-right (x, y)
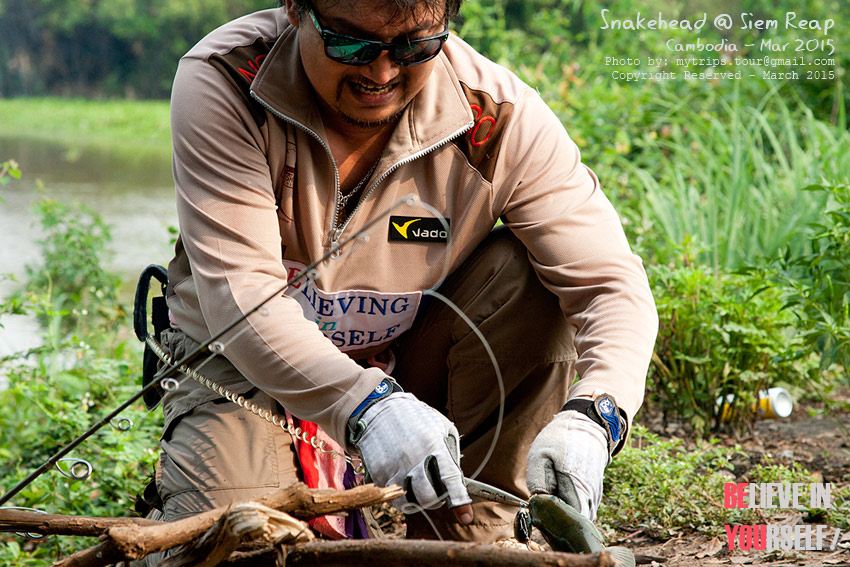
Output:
top-left (366, 204), bottom-right (505, 538)
top-left (121, 399), bottom-right (165, 433)
top-left (399, 204), bottom-right (505, 481)
top-left (413, 200), bottom-right (454, 293)
top-left (136, 196), bottom-right (454, 470)
top-left (400, 501), bottom-right (445, 541)
top-left (338, 202), bottom-right (506, 538)
top-left (143, 337), bottom-right (363, 469)
top-left (421, 289), bottom-right (504, 482)
top-left (157, 193), bottom-right (399, 387)
top-left (391, 285), bottom-right (504, 540)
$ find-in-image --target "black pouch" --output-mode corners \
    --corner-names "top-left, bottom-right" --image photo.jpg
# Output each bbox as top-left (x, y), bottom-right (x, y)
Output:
top-left (133, 264), bottom-right (170, 410)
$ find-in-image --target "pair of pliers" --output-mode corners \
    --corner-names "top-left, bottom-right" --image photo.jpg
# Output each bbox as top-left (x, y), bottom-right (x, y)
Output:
top-left (464, 477), bottom-right (528, 508)
top-left (463, 477), bottom-right (532, 543)
top-left (462, 477), bottom-right (636, 567)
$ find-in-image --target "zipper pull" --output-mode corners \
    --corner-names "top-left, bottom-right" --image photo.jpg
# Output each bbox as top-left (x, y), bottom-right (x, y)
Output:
top-left (330, 227), bottom-right (344, 258)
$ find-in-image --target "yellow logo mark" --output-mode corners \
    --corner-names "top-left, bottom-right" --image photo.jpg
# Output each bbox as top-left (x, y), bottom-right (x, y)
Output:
top-left (392, 218), bottom-right (420, 239)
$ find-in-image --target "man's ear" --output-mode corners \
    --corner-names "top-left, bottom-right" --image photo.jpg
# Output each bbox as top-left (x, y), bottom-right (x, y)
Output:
top-left (283, 0), bottom-right (301, 27)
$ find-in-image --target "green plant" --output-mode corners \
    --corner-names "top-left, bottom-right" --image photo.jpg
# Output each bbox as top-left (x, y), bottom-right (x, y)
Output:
top-left (746, 456), bottom-right (850, 528)
top-left (824, 484), bottom-right (850, 529)
top-left (0, 183), bottom-right (160, 563)
top-left (773, 184), bottom-right (850, 375)
top-left (600, 426), bottom-right (849, 536)
top-left (20, 194), bottom-right (124, 339)
top-left (625, 87), bottom-right (849, 270)
top-left (600, 426), bottom-right (744, 536)
top-left (0, 159), bottom-right (21, 187)
top-left (646, 253), bottom-right (819, 435)
top-left (0, 340), bottom-right (160, 561)
top-left (0, 99), bottom-right (171, 154)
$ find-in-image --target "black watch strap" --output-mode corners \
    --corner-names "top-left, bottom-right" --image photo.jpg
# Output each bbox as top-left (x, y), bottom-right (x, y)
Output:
top-left (561, 394), bottom-right (628, 457)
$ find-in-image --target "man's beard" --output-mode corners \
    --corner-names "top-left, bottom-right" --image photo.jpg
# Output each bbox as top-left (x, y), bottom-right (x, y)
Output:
top-left (339, 107), bottom-right (406, 129)
top-left (335, 76), bottom-right (408, 129)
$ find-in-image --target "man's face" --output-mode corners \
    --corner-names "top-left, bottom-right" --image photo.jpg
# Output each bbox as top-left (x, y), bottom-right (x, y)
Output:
top-left (287, 0), bottom-right (446, 130)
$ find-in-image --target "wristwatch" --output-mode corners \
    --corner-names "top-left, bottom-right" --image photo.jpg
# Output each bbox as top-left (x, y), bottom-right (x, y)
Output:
top-left (561, 394), bottom-right (628, 457)
top-left (347, 378), bottom-right (403, 446)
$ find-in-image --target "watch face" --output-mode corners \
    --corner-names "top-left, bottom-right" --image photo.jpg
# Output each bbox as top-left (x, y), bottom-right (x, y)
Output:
top-left (595, 395), bottom-right (622, 443)
top-left (597, 397), bottom-right (615, 416)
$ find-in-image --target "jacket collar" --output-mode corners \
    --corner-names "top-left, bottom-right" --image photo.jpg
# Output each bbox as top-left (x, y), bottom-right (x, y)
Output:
top-left (250, 24), bottom-right (473, 161)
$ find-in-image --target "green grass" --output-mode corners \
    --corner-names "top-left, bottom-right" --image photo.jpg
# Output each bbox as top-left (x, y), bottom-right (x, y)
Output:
top-left (599, 425), bottom-right (850, 537)
top-left (0, 97), bottom-right (171, 154)
top-left (624, 86), bottom-right (850, 270)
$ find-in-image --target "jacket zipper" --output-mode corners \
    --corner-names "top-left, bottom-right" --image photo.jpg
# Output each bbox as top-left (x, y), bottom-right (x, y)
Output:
top-left (251, 90), bottom-right (473, 251)
top-left (332, 121), bottom-right (474, 248)
top-left (250, 91), bottom-right (342, 247)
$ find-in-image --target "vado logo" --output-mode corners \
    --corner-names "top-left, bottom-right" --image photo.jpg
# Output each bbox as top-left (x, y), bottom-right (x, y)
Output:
top-left (388, 216), bottom-right (450, 243)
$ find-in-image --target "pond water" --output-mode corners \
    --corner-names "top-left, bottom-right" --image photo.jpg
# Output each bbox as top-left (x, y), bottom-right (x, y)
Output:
top-left (0, 136), bottom-right (177, 361)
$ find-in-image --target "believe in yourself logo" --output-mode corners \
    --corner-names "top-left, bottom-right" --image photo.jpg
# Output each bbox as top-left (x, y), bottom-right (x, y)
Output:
top-left (281, 260), bottom-right (422, 352)
top-left (723, 483), bottom-right (841, 552)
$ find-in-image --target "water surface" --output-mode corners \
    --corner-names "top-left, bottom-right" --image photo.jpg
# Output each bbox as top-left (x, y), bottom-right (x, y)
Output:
top-left (0, 136), bottom-right (177, 360)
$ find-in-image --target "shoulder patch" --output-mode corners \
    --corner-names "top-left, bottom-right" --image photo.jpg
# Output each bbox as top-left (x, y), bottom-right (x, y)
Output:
top-left (208, 37), bottom-right (275, 128)
top-left (451, 83), bottom-right (515, 183)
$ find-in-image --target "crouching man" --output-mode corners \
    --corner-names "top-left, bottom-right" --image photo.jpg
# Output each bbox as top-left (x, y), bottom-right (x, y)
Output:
top-left (148, 0), bottom-right (657, 547)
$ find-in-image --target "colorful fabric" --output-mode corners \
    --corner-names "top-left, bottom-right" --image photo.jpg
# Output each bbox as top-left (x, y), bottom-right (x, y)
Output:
top-left (285, 410), bottom-right (369, 539)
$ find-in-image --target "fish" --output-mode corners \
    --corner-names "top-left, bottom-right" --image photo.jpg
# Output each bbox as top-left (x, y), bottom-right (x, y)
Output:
top-left (528, 494), bottom-right (636, 567)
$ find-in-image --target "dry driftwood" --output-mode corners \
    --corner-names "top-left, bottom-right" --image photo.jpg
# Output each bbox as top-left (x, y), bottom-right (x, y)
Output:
top-left (107, 482), bottom-right (402, 559)
top-left (42, 482), bottom-right (618, 567)
top-left (53, 482), bottom-right (403, 567)
top-left (160, 502), bottom-right (313, 567)
top-left (226, 540), bottom-right (617, 567)
top-left (0, 508), bottom-right (160, 537)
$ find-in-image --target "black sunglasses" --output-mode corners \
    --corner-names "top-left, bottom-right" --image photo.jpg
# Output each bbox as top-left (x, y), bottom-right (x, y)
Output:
top-left (308, 9), bottom-right (449, 67)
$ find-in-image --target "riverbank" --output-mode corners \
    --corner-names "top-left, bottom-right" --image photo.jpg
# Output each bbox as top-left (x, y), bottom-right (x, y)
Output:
top-left (0, 97), bottom-right (171, 156)
top-left (1, 110), bottom-right (177, 361)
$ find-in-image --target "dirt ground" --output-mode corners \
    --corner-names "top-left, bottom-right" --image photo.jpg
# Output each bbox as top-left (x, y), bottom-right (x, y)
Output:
top-left (621, 387), bottom-right (850, 566)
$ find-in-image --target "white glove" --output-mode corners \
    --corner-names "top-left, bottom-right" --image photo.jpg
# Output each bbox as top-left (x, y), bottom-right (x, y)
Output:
top-left (526, 411), bottom-right (609, 521)
top-left (354, 392), bottom-right (472, 512)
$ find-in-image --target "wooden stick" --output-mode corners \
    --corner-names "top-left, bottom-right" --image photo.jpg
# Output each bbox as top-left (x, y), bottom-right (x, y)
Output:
top-left (258, 481), bottom-right (405, 520)
top-left (54, 482), bottom-right (403, 567)
top-left (225, 540), bottom-right (617, 567)
top-left (0, 509), bottom-right (160, 536)
top-left (160, 503), bottom-right (313, 567)
top-left (107, 482), bottom-right (401, 559)
top-left (52, 541), bottom-right (126, 567)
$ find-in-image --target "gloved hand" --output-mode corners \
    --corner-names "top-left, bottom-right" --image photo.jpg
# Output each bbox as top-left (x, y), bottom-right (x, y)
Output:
top-left (526, 411), bottom-right (609, 521)
top-left (353, 392), bottom-right (472, 513)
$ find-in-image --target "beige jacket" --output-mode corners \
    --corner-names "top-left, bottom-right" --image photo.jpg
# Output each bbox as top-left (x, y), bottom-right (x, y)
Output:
top-left (166, 9), bottom-right (658, 447)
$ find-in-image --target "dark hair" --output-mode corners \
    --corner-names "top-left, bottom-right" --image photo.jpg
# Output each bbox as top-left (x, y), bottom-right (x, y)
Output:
top-left (280, 0), bottom-right (463, 24)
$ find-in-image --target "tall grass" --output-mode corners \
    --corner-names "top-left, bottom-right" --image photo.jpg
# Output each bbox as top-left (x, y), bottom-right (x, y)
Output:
top-left (626, 86), bottom-right (850, 269)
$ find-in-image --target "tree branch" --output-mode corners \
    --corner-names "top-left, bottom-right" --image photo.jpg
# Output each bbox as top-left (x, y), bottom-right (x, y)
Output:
top-left (160, 503), bottom-right (313, 567)
top-left (0, 509), bottom-right (159, 537)
top-left (227, 540), bottom-right (617, 567)
top-left (52, 482), bottom-right (403, 567)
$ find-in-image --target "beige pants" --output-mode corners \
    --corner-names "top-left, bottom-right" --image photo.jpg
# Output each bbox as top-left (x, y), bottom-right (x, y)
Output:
top-left (155, 227), bottom-right (576, 541)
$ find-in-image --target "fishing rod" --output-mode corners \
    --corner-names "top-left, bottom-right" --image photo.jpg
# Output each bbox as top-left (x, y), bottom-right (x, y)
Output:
top-left (0, 194), bottom-right (423, 507)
